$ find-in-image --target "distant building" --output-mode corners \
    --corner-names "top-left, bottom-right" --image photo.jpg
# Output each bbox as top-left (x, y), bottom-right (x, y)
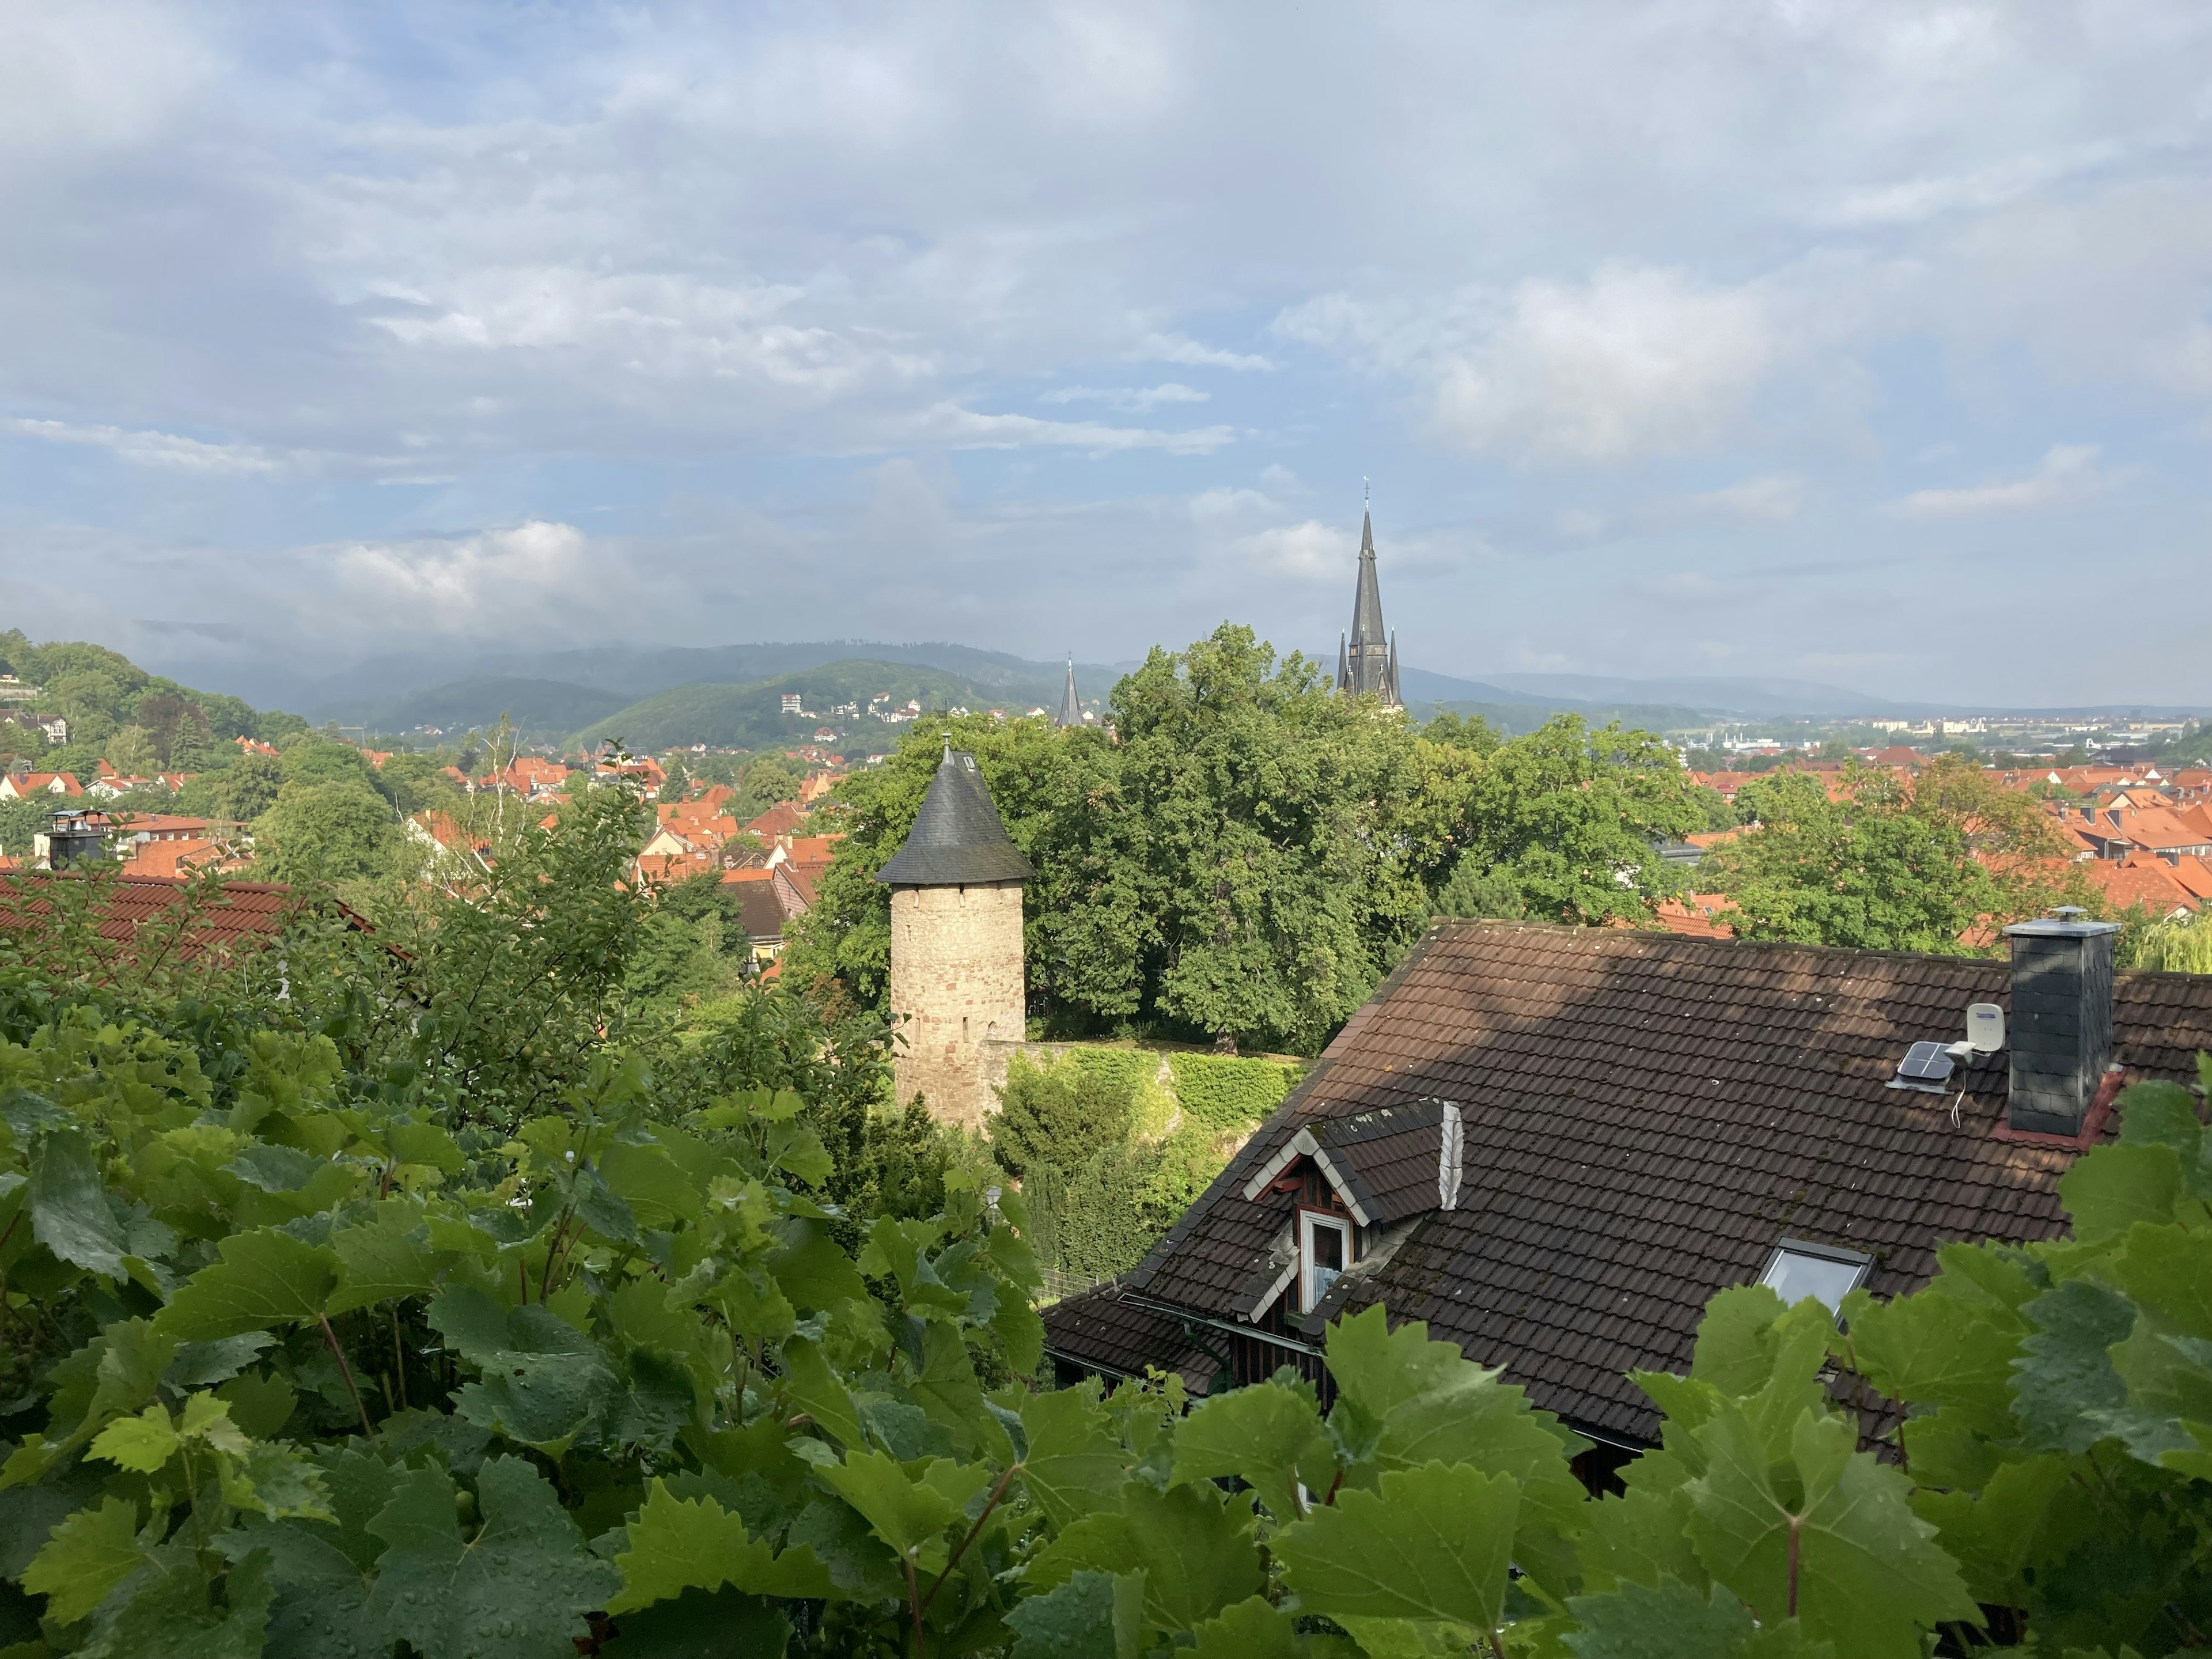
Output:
top-left (1335, 505), bottom-right (1401, 710)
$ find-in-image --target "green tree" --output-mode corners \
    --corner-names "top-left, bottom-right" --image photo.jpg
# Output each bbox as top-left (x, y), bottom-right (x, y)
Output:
top-left (213, 752), bottom-right (285, 822)
top-left (103, 724), bottom-right (158, 778)
top-left (1706, 757), bottom-right (2087, 953)
top-left (1435, 715), bottom-right (1707, 927)
top-left (657, 759), bottom-right (691, 803)
top-left (253, 782), bottom-right (399, 885)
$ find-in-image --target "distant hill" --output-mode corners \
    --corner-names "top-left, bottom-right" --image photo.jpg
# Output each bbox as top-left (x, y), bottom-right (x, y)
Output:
top-left (350, 676), bottom-right (630, 738)
top-left (1481, 672), bottom-right (1910, 719)
top-left (294, 641), bottom-right (1134, 722)
top-left (571, 660), bottom-right (1032, 752)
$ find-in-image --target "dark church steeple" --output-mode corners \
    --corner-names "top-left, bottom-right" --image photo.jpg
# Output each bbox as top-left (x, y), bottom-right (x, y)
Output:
top-left (1056, 656), bottom-right (1082, 727)
top-left (1335, 499), bottom-right (1402, 709)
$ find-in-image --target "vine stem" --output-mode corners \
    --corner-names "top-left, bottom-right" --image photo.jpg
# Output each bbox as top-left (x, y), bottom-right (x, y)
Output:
top-left (904, 1555), bottom-right (927, 1659)
top-left (1488, 1629), bottom-right (1508, 1659)
top-left (1786, 1514), bottom-right (1803, 1619)
top-left (319, 1313), bottom-right (375, 1439)
top-left (920, 1463), bottom-right (1023, 1618)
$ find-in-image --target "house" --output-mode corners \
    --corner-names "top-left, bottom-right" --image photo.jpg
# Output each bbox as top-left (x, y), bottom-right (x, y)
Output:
top-left (117, 836), bottom-right (249, 880)
top-left (235, 737), bottom-right (279, 758)
top-left (744, 800), bottom-right (808, 842)
top-left (0, 870), bottom-right (366, 964)
top-left (1041, 916), bottom-right (2212, 1456)
top-left (0, 773), bottom-right (84, 801)
top-left (407, 812), bottom-right (493, 875)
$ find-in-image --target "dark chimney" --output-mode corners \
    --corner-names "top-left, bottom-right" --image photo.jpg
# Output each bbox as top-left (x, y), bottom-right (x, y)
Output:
top-left (2002, 910), bottom-right (2120, 1136)
top-left (41, 811), bottom-right (111, 870)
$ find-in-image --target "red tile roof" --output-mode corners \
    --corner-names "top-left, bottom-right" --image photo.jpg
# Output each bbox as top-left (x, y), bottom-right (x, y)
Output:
top-left (0, 873), bottom-right (345, 962)
top-left (745, 800), bottom-right (808, 840)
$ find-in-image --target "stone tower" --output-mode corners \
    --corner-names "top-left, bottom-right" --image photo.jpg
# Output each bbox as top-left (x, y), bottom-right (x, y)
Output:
top-left (876, 747), bottom-right (1035, 1128)
top-left (1335, 505), bottom-right (1402, 710)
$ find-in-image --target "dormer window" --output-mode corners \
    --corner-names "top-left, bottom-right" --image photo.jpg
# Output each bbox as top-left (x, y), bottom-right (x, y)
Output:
top-left (1301, 1211), bottom-right (1351, 1312)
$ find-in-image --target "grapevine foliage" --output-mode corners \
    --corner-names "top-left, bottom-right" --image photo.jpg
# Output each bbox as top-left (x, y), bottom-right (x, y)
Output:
top-left (0, 834), bottom-right (2208, 1656)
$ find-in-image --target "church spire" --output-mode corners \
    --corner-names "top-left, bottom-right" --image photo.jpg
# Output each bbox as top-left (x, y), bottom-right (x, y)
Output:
top-left (1056, 656), bottom-right (1082, 727)
top-left (1336, 497), bottom-right (1401, 709)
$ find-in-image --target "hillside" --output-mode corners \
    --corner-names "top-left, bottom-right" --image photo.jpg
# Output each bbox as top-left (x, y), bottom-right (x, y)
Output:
top-left (1429, 699), bottom-right (1713, 736)
top-left (351, 676), bottom-right (630, 739)
top-left (570, 659), bottom-right (1024, 752)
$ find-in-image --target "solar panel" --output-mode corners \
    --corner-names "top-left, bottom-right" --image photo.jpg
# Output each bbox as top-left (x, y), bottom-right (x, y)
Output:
top-left (1897, 1040), bottom-right (1955, 1085)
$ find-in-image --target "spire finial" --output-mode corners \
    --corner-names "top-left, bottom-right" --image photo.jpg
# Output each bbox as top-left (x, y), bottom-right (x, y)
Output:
top-left (1363, 475), bottom-right (1370, 507)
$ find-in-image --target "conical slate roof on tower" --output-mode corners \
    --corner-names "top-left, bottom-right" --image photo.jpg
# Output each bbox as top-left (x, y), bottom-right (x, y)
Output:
top-left (1057, 657), bottom-right (1082, 727)
top-left (1335, 507), bottom-right (1402, 707)
top-left (874, 748), bottom-right (1037, 887)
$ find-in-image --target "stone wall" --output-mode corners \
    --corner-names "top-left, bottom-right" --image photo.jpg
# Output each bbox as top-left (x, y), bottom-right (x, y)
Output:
top-left (888, 880), bottom-right (1026, 1130)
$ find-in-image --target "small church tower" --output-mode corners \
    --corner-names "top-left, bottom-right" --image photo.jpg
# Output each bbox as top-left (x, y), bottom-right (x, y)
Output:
top-left (876, 747), bottom-right (1035, 1128)
top-left (1335, 502), bottom-right (1402, 710)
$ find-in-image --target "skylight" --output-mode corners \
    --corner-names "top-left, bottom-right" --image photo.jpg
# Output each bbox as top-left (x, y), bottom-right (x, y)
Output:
top-left (1758, 1238), bottom-right (1872, 1315)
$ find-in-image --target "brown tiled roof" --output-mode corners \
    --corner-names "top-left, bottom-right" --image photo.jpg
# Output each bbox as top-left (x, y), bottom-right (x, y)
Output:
top-left (1041, 1286), bottom-right (1211, 1391)
top-left (1046, 921), bottom-right (2212, 1445)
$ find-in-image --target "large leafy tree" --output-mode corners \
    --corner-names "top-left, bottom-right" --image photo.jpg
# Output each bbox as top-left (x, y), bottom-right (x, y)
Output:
top-left (1433, 714), bottom-right (1707, 926)
top-left (786, 625), bottom-right (1446, 1053)
top-left (1703, 757), bottom-right (2087, 953)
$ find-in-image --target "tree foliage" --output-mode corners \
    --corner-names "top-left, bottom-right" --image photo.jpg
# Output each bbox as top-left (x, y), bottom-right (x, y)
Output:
top-left (1704, 757), bottom-right (2090, 953)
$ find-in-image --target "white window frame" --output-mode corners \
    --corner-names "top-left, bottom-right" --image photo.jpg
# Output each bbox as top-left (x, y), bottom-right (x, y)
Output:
top-left (1758, 1237), bottom-right (1872, 1316)
top-left (1300, 1211), bottom-right (1353, 1313)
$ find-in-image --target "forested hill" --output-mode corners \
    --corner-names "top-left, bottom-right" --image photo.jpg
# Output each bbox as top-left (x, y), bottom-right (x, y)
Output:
top-left (570, 659), bottom-right (1023, 751)
top-left (0, 628), bottom-right (306, 771)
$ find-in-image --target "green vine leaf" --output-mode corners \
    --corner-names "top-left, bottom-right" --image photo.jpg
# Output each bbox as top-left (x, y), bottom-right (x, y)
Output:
top-left (1274, 1460), bottom-right (1517, 1634)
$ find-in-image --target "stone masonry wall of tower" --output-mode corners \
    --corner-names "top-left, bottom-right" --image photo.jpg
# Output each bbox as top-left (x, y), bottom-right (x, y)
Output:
top-left (888, 880), bottom-right (1027, 1130)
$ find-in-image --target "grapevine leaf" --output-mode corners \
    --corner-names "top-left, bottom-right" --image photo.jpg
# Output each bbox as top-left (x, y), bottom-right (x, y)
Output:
top-left (227, 1443), bottom-right (337, 1523)
top-left (1276, 1461), bottom-right (1516, 1631)
top-left (1170, 1378), bottom-right (1330, 1523)
top-left (605, 1480), bottom-right (835, 1612)
top-left (89, 1403), bottom-right (180, 1474)
top-left (779, 1336), bottom-right (866, 1450)
top-left (815, 1450), bottom-right (985, 1568)
top-left (601, 1586), bottom-right (791, 1658)
top-left (77, 1541), bottom-right (275, 1659)
top-left (766, 1224), bottom-right (869, 1314)
top-left (1907, 1453), bottom-right (2079, 1605)
top-left (1029, 1479), bottom-right (1262, 1633)
top-left (166, 1334), bottom-right (276, 1389)
top-left (1842, 1290), bottom-right (2018, 1434)
top-left (1683, 1406), bottom-right (1977, 1659)
top-left (1562, 1577), bottom-right (1758, 1658)
top-left (365, 1456), bottom-right (619, 1659)
top-left (1188, 1594), bottom-right (1297, 1659)
top-left (1020, 1387), bottom-right (1126, 1531)
top-left (22, 1496), bottom-right (146, 1624)
top-left (784, 1497), bottom-right (904, 1601)
top-left (325, 1203), bottom-right (444, 1316)
top-left (993, 1289), bottom-right (1046, 1376)
top-left (31, 1128), bottom-right (128, 1281)
top-left (2109, 1221), bottom-right (2212, 1338)
top-left (2059, 1144), bottom-right (2182, 1241)
top-left (426, 1285), bottom-right (620, 1450)
top-left (1004, 1569), bottom-right (1145, 1659)
top-left (222, 1448), bottom-right (393, 1659)
top-left (1578, 1485), bottom-right (1706, 1594)
top-left (152, 1229), bottom-right (342, 1342)
top-left (2012, 1278), bottom-right (2138, 1453)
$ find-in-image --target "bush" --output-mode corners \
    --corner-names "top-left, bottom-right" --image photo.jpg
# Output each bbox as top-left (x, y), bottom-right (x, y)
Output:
top-left (1165, 1051), bottom-right (1302, 1131)
top-left (990, 1052), bottom-right (1141, 1180)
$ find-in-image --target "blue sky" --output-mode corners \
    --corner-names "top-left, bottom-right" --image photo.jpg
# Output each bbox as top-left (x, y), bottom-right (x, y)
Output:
top-left (3, 2), bottom-right (2210, 704)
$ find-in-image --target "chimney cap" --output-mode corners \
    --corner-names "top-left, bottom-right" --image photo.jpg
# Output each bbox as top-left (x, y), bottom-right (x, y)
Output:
top-left (2004, 911), bottom-right (2122, 939)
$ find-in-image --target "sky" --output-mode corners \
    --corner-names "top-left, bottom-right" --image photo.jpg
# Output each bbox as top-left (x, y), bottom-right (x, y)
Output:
top-left (2, 1), bottom-right (2210, 707)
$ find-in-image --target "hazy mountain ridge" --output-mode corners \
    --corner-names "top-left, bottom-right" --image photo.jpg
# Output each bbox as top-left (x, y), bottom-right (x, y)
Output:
top-left (570, 660), bottom-right (1032, 752)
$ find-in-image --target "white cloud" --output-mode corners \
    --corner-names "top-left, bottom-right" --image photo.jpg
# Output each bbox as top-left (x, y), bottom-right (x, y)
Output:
top-left (897, 403), bottom-right (1233, 455)
top-left (4, 417), bottom-right (283, 476)
top-left (1281, 265), bottom-right (1784, 464)
top-left (1888, 444), bottom-right (2114, 518)
top-left (1040, 382), bottom-right (1209, 411)
top-left (1815, 143), bottom-right (2123, 228)
top-left (1137, 332), bottom-right (1275, 372)
top-left (1431, 267), bottom-right (1779, 463)
top-left (332, 520), bottom-right (599, 631)
top-left (1680, 474), bottom-right (1808, 523)
top-left (1188, 486), bottom-right (1275, 520)
top-left (1233, 520), bottom-right (1340, 580)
